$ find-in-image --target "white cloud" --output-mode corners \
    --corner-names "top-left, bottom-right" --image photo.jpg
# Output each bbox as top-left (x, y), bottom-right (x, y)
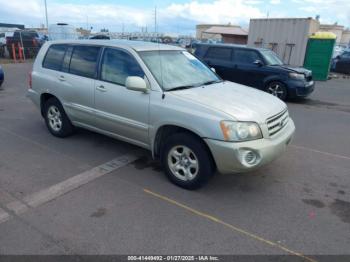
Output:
top-left (164, 0), bottom-right (264, 24)
top-left (0, 0), bottom-right (265, 33)
top-left (0, 0), bottom-right (349, 32)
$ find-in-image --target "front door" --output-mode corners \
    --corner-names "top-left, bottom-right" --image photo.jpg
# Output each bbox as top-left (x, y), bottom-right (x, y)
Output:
top-left (94, 48), bottom-right (150, 147)
top-left (233, 48), bottom-right (266, 89)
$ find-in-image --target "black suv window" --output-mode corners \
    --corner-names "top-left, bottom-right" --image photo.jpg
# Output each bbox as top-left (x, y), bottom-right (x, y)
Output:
top-left (234, 49), bottom-right (260, 64)
top-left (100, 48), bottom-right (144, 86)
top-left (43, 44), bottom-right (67, 71)
top-left (205, 47), bottom-right (232, 61)
top-left (69, 46), bottom-right (101, 78)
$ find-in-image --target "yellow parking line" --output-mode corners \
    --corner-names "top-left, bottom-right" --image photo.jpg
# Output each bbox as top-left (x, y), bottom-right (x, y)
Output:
top-left (144, 189), bottom-right (317, 262)
top-left (291, 144), bottom-right (350, 161)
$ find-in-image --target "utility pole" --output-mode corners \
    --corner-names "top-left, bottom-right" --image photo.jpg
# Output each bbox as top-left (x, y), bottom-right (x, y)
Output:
top-left (44, 0), bottom-right (49, 31)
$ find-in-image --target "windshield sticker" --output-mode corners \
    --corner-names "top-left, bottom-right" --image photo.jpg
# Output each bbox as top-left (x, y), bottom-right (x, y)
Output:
top-left (182, 51), bottom-right (196, 60)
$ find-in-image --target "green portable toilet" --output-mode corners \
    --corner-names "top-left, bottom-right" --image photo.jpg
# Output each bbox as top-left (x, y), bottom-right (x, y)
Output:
top-left (303, 32), bottom-right (336, 81)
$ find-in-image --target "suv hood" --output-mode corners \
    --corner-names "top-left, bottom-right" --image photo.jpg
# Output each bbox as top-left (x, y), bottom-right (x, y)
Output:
top-left (278, 65), bottom-right (312, 76)
top-left (170, 81), bottom-right (286, 123)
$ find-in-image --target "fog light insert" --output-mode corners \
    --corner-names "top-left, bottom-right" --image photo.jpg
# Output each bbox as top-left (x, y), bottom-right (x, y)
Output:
top-left (240, 150), bottom-right (260, 167)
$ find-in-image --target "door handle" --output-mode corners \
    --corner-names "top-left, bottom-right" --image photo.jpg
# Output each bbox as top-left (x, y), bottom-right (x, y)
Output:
top-left (96, 85), bottom-right (107, 92)
top-left (58, 75), bottom-right (66, 82)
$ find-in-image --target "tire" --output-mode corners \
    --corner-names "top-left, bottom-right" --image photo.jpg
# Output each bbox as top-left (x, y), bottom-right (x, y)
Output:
top-left (161, 133), bottom-right (215, 190)
top-left (44, 98), bottom-right (74, 138)
top-left (265, 81), bottom-right (288, 101)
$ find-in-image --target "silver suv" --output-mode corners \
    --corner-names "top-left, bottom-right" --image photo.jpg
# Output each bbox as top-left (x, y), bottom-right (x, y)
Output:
top-left (28, 40), bottom-right (295, 189)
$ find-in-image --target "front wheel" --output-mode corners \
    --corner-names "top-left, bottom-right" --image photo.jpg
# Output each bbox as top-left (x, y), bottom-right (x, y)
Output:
top-left (161, 133), bottom-right (215, 190)
top-left (265, 81), bottom-right (288, 101)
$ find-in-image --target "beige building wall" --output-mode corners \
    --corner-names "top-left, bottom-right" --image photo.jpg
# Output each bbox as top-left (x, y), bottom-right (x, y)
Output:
top-left (319, 24), bottom-right (344, 43)
top-left (248, 18), bottom-right (320, 66)
top-left (340, 30), bottom-right (350, 45)
top-left (196, 24), bottom-right (226, 41)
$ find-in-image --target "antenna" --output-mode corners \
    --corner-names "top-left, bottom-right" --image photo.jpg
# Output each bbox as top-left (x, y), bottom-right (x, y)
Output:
top-left (154, 6), bottom-right (157, 33)
top-left (44, 0), bottom-right (49, 32)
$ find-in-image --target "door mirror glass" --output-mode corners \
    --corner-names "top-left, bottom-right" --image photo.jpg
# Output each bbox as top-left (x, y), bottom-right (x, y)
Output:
top-left (125, 76), bottom-right (148, 92)
top-left (253, 60), bottom-right (263, 66)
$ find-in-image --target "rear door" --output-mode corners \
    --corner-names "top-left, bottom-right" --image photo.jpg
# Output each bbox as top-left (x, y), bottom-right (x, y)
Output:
top-left (94, 47), bottom-right (150, 147)
top-left (58, 45), bottom-right (101, 126)
top-left (202, 46), bottom-right (235, 81)
top-left (233, 48), bottom-right (266, 88)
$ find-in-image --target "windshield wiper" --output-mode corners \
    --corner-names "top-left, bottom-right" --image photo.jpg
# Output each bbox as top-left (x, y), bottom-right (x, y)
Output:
top-left (166, 85), bottom-right (197, 91)
top-left (200, 79), bottom-right (223, 86)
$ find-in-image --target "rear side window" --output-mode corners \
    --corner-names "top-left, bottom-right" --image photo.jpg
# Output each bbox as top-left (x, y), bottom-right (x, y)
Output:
top-left (205, 47), bottom-right (232, 61)
top-left (69, 46), bottom-right (101, 78)
top-left (100, 48), bottom-right (144, 86)
top-left (234, 49), bottom-right (260, 64)
top-left (43, 45), bottom-right (67, 71)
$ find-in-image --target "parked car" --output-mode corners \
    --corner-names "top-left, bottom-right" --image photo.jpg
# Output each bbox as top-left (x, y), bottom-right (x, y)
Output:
top-left (0, 65), bottom-right (4, 87)
top-left (48, 23), bottom-right (78, 41)
top-left (195, 44), bottom-right (315, 101)
top-left (90, 35), bottom-right (110, 40)
top-left (28, 40), bottom-right (295, 189)
top-left (332, 51), bottom-right (350, 74)
top-left (6, 30), bottom-right (41, 59)
top-left (0, 33), bottom-right (6, 58)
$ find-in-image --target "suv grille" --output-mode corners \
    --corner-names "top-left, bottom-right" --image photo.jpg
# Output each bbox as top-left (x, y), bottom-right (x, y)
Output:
top-left (266, 109), bottom-right (289, 137)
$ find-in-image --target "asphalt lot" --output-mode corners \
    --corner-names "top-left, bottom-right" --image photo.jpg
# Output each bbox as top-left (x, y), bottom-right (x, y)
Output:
top-left (0, 62), bottom-right (350, 260)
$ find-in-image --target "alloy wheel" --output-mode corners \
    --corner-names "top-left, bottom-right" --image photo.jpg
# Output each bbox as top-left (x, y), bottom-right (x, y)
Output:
top-left (167, 145), bottom-right (199, 181)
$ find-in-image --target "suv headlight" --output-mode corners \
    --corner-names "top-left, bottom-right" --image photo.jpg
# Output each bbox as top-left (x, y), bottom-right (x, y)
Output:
top-left (289, 72), bottom-right (305, 80)
top-left (220, 121), bottom-right (262, 142)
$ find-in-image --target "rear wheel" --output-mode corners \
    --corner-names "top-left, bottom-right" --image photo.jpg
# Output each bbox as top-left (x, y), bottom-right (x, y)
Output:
top-left (44, 98), bottom-right (74, 138)
top-left (161, 133), bottom-right (215, 190)
top-left (265, 81), bottom-right (288, 101)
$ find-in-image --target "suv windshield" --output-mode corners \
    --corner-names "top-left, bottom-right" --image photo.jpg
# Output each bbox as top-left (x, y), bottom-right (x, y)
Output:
top-left (139, 50), bottom-right (220, 91)
top-left (261, 50), bottom-right (283, 66)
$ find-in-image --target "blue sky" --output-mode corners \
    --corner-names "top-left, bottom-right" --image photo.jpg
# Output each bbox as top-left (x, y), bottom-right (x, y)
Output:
top-left (0, 0), bottom-right (349, 35)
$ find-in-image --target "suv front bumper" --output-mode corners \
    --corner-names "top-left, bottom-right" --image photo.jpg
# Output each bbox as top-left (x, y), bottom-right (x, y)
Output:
top-left (205, 119), bottom-right (295, 174)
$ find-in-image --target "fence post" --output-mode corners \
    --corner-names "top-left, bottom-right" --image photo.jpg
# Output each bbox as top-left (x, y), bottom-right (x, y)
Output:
top-left (11, 43), bottom-right (17, 63)
top-left (18, 43), bottom-right (23, 62)
top-left (19, 31), bottom-right (26, 61)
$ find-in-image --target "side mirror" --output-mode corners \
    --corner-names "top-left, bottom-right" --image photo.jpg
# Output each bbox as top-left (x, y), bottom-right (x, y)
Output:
top-left (211, 67), bottom-right (216, 73)
top-left (253, 60), bottom-right (263, 67)
top-left (125, 76), bottom-right (148, 93)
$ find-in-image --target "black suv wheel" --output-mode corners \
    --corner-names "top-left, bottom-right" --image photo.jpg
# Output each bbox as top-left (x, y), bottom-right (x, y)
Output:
top-left (266, 81), bottom-right (288, 101)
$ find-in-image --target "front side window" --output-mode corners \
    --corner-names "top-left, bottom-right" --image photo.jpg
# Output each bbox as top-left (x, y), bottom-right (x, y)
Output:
top-left (100, 48), bottom-right (144, 86)
top-left (69, 46), bottom-right (101, 78)
top-left (261, 50), bottom-right (284, 65)
top-left (234, 49), bottom-right (260, 64)
top-left (43, 44), bottom-right (67, 71)
top-left (139, 50), bottom-right (220, 91)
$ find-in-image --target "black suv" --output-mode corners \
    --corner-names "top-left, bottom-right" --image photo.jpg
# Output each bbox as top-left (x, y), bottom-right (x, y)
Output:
top-left (195, 44), bottom-right (315, 100)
